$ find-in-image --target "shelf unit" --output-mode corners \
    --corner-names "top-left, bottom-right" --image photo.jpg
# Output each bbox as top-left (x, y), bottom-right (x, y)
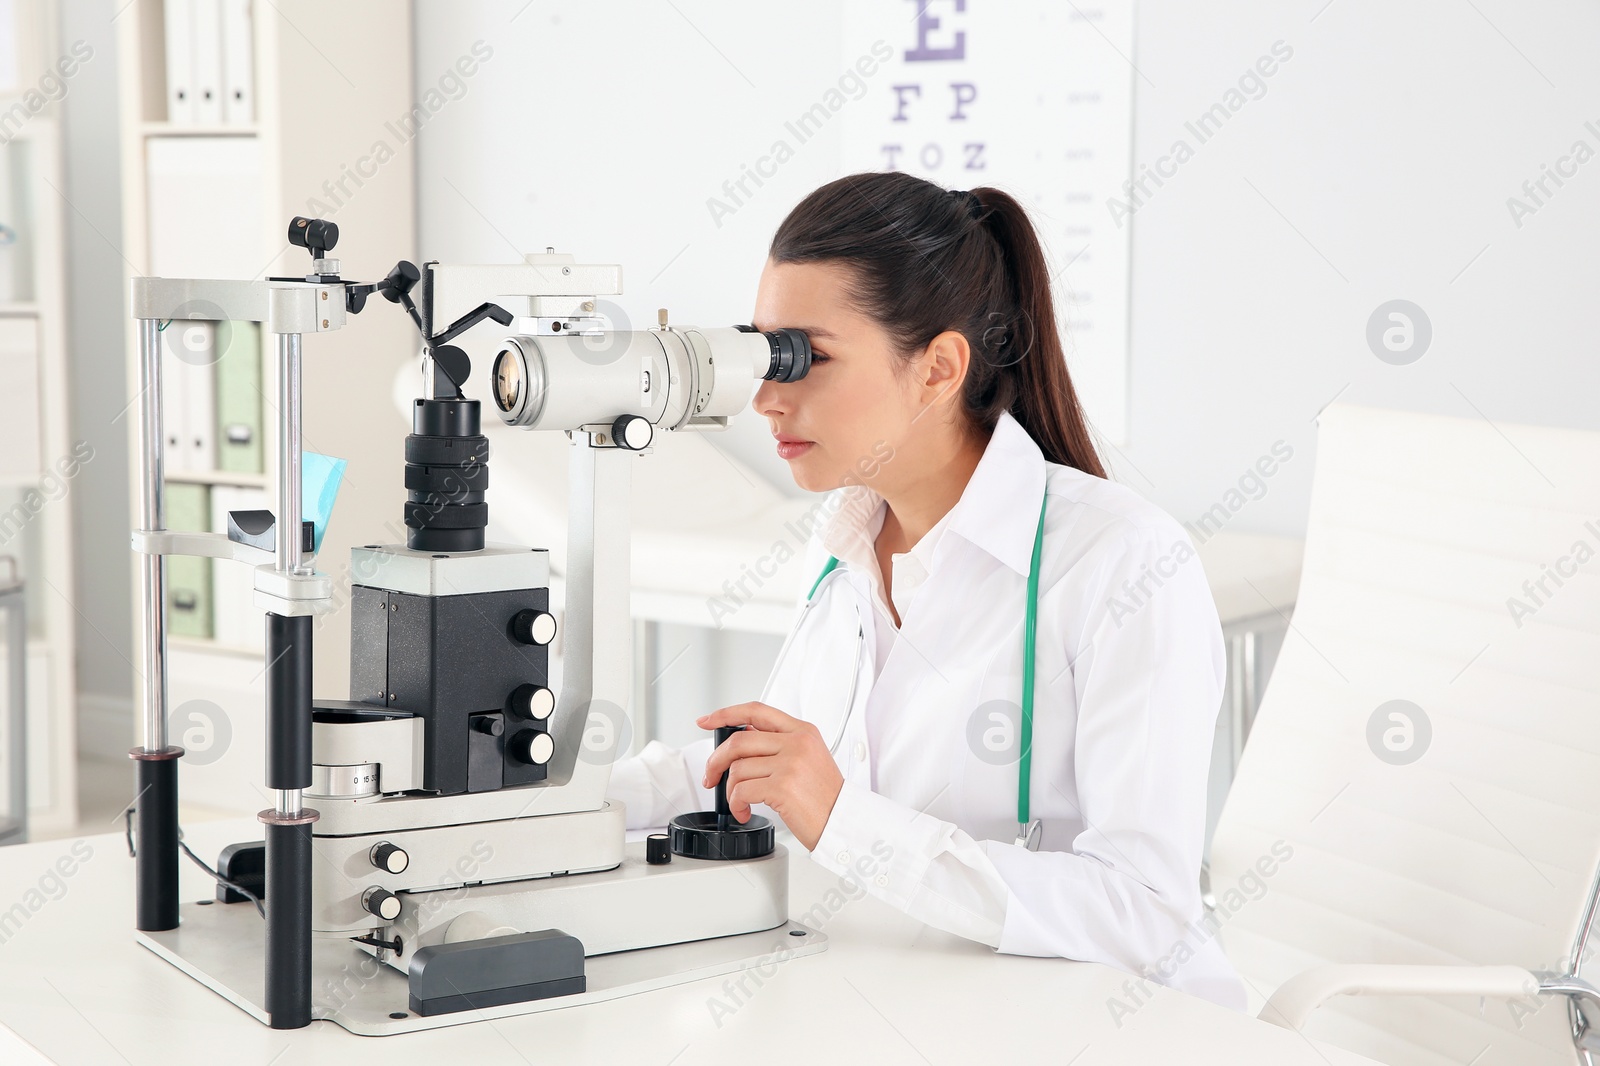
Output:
top-left (0, 0), bottom-right (83, 840)
top-left (116, 0), bottom-right (416, 814)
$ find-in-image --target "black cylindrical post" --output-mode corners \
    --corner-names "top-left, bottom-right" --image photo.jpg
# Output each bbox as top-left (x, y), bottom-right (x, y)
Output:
top-left (714, 725), bottom-right (742, 832)
top-left (133, 751), bottom-right (180, 930)
top-left (264, 819), bottom-right (313, 1028)
top-left (266, 614), bottom-right (313, 788)
top-left (262, 611), bottom-right (315, 1029)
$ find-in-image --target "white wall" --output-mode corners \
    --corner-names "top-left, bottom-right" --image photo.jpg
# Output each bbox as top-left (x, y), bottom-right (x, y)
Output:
top-left (415, 0), bottom-right (1600, 543)
top-left (1124, 0), bottom-right (1600, 536)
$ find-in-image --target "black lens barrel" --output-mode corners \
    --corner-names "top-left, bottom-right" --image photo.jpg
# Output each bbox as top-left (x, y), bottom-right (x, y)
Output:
top-left (405, 398), bottom-right (489, 552)
top-left (737, 325), bottom-right (813, 383)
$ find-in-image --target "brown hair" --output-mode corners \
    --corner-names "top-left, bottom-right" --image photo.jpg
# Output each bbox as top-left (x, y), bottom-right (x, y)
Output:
top-left (769, 171), bottom-right (1106, 478)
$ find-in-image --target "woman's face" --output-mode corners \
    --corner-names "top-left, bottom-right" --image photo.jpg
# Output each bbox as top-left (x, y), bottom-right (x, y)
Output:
top-left (750, 258), bottom-right (969, 494)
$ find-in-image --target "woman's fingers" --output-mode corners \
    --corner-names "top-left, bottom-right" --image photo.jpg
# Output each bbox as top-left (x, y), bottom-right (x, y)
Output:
top-left (702, 729), bottom-right (782, 786)
top-left (696, 701), bottom-right (803, 734)
top-left (727, 773), bottom-right (778, 822)
top-left (720, 755), bottom-right (780, 819)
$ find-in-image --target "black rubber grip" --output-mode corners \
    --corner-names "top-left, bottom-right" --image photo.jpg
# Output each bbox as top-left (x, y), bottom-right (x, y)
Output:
top-left (266, 614), bottom-right (313, 791)
top-left (135, 757), bottom-right (180, 931)
top-left (264, 820), bottom-right (313, 1029)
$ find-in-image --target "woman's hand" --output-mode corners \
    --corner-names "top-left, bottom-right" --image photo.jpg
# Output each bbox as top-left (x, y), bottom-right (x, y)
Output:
top-left (697, 702), bottom-right (844, 852)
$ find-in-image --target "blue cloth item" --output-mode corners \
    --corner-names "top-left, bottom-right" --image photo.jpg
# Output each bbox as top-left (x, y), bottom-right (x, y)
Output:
top-left (301, 452), bottom-right (347, 554)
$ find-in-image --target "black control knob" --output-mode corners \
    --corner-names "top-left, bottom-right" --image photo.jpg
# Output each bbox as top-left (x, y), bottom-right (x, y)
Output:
top-left (511, 608), bottom-right (557, 646)
top-left (509, 728), bottom-right (555, 765)
top-left (288, 215), bottom-right (338, 257)
top-left (362, 886), bottom-right (402, 922)
top-left (646, 833), bottom-right (672, 865)
top-left (668, 723), bottom-right (775, 861)
top-left (508, 683), bottom-right (555, 721)
top-left (611, 413), bottom-right (653, 450)
top-left (369, 841), bottom-right (409, 874)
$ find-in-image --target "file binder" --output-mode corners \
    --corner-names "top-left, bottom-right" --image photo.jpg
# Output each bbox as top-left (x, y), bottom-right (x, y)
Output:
top-left (221, 0), bottom-right (254, 125)
top-left (214, 321), bottom-right (261, 474)
top-left (191, 0), bottom-right (223, 124)
top-left (160, 320), bottom-right (216, 472)
top-left (165, 481), bottom-right (212, 638)
top-left (163, 0), bottom-right (195, 124)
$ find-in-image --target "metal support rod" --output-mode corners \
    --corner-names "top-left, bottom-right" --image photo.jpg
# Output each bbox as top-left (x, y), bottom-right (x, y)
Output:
top-left (137, 317), bottom-right (168, 751)
top-left (276, 332), bottom-right (305, 575)
top-left (132, 315), bottom-right (181, 932)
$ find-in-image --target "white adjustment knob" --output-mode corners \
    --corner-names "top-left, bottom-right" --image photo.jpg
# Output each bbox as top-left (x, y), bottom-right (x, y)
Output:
top-left (512, 609), bottom-right (557, 646)
top-left (362, 886), bottom-right (403, 922)
top-left (510, 683), bottom-right (555, 721)
top-left (511, 730), bottom-right (555, 766)
top-left (611, 413), bottom-right (653, 451)
top-left (369, 841), bottom-right (409, 874)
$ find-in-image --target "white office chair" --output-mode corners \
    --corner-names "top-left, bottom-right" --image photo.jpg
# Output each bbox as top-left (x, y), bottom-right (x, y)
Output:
top-left (1208, 401), bottom-right (1600, 1066)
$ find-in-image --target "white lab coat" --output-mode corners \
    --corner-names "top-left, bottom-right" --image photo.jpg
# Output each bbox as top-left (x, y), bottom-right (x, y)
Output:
top-left (608, 409), bottom-right (1248, 1011)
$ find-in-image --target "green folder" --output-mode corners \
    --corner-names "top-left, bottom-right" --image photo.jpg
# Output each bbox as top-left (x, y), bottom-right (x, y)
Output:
top-left (215, 321), bottom-right (262, 474)
top-left (165, 482), bottom-right (212, 639)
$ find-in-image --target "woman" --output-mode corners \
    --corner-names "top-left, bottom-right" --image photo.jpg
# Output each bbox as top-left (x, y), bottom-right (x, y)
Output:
top-left (608, 171), bottom-right (1246, 1011)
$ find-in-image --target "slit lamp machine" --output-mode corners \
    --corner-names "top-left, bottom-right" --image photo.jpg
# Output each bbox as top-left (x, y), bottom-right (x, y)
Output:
top-left (126, 217), bottom-right (823, 1033)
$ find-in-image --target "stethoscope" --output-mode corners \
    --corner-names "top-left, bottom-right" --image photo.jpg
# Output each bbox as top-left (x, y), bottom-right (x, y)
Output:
top-left (759, 493), bottom-right (1049, 851)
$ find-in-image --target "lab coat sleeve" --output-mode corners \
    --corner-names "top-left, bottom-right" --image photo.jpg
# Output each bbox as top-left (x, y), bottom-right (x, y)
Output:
top-left (808, 524), bottom-right (1234, 1003)
top-left (608, 519), bottom-right (830, 833)
top-left (607, 737), bottom-right (715, 830)
top-left (608, 737), bottom-right (788, 830)
top-left (809, 778), bottom-right (1009, 947)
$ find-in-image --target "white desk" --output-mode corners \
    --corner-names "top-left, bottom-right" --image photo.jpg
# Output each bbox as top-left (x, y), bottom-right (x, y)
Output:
top-left (0, 819), bottom-right (1380, 1065)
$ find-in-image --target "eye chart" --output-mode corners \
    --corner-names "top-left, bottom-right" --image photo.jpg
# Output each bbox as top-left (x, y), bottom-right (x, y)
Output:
top-left (840, 1), bottom-right (1136, 448)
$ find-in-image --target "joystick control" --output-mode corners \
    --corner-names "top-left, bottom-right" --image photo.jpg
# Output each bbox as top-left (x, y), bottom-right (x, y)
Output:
top-left (668, 725), bottom-right (775, 861)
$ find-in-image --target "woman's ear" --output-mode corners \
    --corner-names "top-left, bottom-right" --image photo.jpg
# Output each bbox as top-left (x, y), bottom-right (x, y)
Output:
top-left (917, 329), bottom-right (972, 409)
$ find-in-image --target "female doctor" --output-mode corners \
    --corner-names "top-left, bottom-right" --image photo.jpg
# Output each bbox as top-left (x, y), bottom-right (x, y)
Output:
top-left (606, 171), bottom-right (1247, 1011)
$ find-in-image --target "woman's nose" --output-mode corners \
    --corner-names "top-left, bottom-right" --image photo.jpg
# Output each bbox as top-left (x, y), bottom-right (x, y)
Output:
top-left (753, 377), bottom-right (788, 417)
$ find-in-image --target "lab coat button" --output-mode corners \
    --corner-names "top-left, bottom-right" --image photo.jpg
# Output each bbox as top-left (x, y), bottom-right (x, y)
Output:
top-left (836, 850), bottom-right (850, 865)
top-left (874, 873), bottom-right (887, 887)
top-left (852, 740), bottom-right (866, 762)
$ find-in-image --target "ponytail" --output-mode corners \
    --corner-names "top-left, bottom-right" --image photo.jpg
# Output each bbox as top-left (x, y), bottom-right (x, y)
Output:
top-left (769, 171), bottom-right (1106, 478)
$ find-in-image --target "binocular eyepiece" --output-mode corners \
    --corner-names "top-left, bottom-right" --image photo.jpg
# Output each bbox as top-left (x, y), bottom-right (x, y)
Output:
top-left (740, 325), bottom-right (813, 383)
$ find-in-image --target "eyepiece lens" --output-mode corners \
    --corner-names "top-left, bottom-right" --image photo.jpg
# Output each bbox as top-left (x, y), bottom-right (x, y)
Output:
top-left (760, 327), bottom-right (813, 383)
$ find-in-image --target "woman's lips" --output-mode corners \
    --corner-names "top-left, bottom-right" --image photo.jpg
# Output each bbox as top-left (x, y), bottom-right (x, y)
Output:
top-left (775, 440), bottom-right (814, 460)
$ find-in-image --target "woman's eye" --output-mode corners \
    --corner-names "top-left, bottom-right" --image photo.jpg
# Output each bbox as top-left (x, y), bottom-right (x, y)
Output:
top-left (811, 353), bottom-right (830, 363)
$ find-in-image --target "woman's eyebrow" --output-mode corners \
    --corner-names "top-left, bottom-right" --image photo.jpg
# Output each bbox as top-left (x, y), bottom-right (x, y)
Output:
top-left (750, 322), bottom-right (837, 340)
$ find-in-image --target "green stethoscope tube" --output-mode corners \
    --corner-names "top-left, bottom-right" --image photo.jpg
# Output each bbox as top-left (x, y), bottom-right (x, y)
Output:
top-left (805, 492), bottom-right (1049, 838)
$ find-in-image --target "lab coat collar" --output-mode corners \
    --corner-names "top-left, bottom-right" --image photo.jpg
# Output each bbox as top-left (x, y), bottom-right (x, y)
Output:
top-left (945, 408), bottom-right (1048, 577)
top-left (820, 408), bottom-right (1048, 578)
